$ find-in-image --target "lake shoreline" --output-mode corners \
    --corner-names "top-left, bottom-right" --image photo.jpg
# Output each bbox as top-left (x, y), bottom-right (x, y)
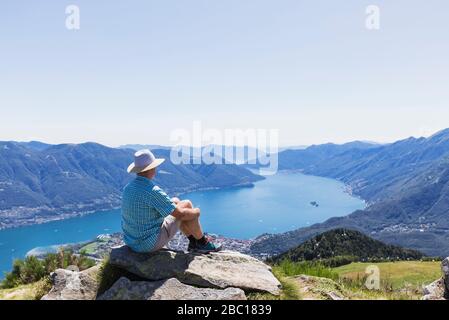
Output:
top-left (0, 181), bottom-right (259, 231)
top-left (0, 171), bottom-right (367, 232)
top-left (275, 169), bottom-right (368, 208)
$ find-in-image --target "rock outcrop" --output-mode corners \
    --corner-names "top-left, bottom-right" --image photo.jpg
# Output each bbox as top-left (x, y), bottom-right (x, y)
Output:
top-left (109, 246), bottom-right (281, 295)
top-left (422, 257), bottom-right (449, 300)
top-left (97, 277), bottom-right (247, 300)
top-left (41, 266), bottom-right (100, 300)
top-left (42, 246), bottom-right (281, 300)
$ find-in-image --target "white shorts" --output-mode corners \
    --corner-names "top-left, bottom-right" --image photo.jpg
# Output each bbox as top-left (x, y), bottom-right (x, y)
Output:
top-left (151, 215), bottom-right (180, 251)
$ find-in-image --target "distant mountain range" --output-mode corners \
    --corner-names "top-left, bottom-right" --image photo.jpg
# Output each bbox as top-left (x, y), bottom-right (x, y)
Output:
top-left (0, 142), bottom-right (263, 229)
top-left (121, 144), bottom-right (262, 165)
top-left (250, 128), bottom-right (449, 257)
top-left (120, 144), bottom-right (171, 151)
top-left (270, 229), bottom-right (424, 264)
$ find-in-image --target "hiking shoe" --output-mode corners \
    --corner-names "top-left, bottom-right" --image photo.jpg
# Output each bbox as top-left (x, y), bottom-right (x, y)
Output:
top-left (187, 240), bottom-right (196, 252)
top-left (188, 237), bottom-right (222, 253)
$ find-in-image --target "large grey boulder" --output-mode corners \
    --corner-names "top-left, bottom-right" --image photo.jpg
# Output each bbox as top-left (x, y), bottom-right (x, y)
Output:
top-left (109, 246), bottom-right (281, 295)
top-left (98, 277), bottom-right (247, 300)
top-left (41, 265), bottom-right (100, 300)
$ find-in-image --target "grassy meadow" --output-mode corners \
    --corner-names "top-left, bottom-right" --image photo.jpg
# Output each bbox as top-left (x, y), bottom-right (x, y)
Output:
top-left (333, 261), bottom-right (442, 290)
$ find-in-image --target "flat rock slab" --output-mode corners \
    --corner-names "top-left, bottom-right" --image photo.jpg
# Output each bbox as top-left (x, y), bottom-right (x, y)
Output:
top-left (41, 265), bottom-right (100, 300)
top-left (97, 277), bottom-right (247, 300)
top-left (109, 246), bottom-right (281, 295)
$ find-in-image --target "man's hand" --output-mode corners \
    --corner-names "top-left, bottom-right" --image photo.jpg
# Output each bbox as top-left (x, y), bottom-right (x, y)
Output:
top-left (171, 197), bottom-right (181, 204)
top-left (171, 200), bottom-right (200, 221)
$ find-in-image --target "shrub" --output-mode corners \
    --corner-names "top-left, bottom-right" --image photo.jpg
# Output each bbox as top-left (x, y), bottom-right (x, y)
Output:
top-left (2, 260), bottom-right (25, 289)
top-left (1, 248), bottom-right (96, 289)
top-left (320, 255), bottom-right (358, 268)
top-left (33, 277), bottom-right (53, 300)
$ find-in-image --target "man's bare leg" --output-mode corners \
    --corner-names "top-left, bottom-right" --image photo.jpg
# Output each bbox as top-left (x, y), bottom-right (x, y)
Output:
top-left (176, 200), bottom-right (204, 239)
top-left (172, 199), bottom-right (221, 253)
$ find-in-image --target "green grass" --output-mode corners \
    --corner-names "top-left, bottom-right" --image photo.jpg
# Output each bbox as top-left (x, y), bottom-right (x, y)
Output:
top-left (0, 278), bottom-right (52, 300)
top-left (80, 242), bottom-right (100, 255)
top-left (248, 266), bottom-right (302, 300)
top-left (249, 260), bottom-right (342, 300)
top-left (0, 283), bottom-right (37, 300)
top-left (333, 261), bottom-right (441, 290)
top-left (276, 259), bottom-right (339, 281)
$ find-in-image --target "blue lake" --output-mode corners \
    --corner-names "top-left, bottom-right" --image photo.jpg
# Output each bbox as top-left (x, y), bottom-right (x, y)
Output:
top-left (0, 172), bottom-right (365, 277)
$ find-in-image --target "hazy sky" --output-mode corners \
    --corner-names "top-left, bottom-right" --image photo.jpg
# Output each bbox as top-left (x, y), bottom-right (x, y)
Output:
top-left (1, 1), bottom-right (448, 147)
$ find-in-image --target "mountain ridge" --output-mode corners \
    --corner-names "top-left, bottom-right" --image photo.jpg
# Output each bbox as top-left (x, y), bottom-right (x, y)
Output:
top-left (251, 129), bottom-right (449, 257)
top-left (270, 229), bottom-right (425, 263)
top-left (0, 141), bottom-right (263, 230)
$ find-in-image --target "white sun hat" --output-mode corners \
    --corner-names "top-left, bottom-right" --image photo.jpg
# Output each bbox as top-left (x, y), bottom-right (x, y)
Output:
top-left (127, 149), bottom-right (165, 174)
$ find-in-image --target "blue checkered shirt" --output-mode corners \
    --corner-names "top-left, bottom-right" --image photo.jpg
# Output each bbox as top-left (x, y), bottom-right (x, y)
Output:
top-left (121, 176), bottom-right (176, 252)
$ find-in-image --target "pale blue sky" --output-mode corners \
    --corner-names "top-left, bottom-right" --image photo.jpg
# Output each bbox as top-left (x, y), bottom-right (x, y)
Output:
top-left (1, 1), bottom-right (448, 147)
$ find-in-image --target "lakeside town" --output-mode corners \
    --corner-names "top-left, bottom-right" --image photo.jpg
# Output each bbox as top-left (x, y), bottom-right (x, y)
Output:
top-left (27, 232), bottom-right (274, 262)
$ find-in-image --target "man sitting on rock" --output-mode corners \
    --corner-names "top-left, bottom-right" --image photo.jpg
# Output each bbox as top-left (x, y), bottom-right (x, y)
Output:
top-left (122, 149), bottom-right (221, 254)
